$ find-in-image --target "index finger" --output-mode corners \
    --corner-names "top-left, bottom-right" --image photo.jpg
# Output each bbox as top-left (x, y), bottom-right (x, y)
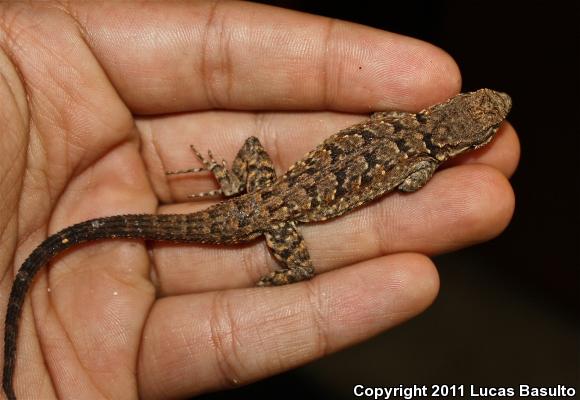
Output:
top-left (72, 1), bottom-right (460, 114)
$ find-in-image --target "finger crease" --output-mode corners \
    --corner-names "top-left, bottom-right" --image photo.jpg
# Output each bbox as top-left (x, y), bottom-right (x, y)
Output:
top-left (200, 0), bottom-right (222, 109)
top-left (208, 291), bottom-right (243, 387)
top-left (305, 278), bottom-right (330, 358)
top-left (320, 17), bottom-right (338, 110)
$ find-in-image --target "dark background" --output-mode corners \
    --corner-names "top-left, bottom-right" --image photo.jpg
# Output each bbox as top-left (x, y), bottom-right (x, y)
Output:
top-left (199, 1), bottom-right (579, 398)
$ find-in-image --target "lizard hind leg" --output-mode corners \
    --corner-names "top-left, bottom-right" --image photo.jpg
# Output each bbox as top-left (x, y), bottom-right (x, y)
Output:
top-left (230, 136), bottom-right (277, 194)
top-left (167, 137), bottom-right (277, 199)
top-left (258, 221), bottom-right (315, 286)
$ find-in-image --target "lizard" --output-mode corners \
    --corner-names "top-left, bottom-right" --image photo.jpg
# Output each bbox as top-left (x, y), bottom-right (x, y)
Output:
top-left (2, 88), bottom-right (511, 400)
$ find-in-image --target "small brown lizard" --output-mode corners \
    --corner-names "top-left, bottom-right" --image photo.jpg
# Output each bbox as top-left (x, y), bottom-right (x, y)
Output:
top-left (2, 88), bottom-right (511, 400)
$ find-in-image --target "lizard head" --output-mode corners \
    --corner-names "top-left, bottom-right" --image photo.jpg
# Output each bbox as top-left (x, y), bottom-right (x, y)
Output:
top-left (420, 88), bottom-right (512, 161)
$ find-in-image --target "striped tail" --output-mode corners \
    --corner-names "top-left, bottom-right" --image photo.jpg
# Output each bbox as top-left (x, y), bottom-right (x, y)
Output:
top-left (2, 213), bottom-right (211, 400)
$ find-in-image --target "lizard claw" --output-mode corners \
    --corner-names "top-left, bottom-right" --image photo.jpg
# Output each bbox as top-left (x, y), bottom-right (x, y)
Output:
top-left (257, 267), bottom-right (315, 286)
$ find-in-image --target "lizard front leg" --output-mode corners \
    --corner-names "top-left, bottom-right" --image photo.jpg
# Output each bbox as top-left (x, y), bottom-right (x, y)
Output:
top-left (397, 159), bottom-right (439, 192)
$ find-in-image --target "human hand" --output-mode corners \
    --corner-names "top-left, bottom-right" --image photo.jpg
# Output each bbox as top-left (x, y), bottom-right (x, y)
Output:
top-left (0, 1), bottom-right (518, 399)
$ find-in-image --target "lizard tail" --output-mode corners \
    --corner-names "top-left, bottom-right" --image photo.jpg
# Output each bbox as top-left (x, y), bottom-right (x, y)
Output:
top-left (2, 213), bottom-right (211, 400)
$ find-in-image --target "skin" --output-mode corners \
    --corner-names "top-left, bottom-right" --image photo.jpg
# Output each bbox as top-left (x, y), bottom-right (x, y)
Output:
top-left (0, 1), bottom-right (519, 399)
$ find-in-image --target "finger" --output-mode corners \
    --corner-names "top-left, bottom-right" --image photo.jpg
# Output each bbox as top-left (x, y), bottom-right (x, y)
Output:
top-left (71, 1), bottom-right (460, 113)
top-left (137, 112), bottom-right (519, 204)
top-left (152, 163), bottom-right (513, 295)
top-left (138, 253), bottom-right (439, 399)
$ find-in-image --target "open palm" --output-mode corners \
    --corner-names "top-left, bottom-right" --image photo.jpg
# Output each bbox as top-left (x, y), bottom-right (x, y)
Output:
top-left (0, 2), bottom-right (519, 399)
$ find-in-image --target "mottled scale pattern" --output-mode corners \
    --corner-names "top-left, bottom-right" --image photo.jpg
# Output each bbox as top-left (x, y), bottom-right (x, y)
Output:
top-left (3, 89), bottom-right (511, 400)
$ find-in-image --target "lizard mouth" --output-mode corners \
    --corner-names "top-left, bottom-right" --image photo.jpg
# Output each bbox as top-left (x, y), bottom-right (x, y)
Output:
top-left (473, 125), bottom-right (499, 149)
top-left (497, 91), bottom-right (513, 115)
